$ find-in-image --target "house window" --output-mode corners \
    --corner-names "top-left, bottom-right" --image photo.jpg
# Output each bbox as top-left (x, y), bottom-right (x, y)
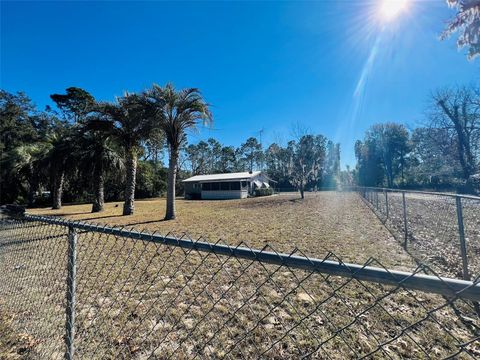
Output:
top-left (241, 181), bottom-right (247, 189)
top-left (211, 182), bottom-right (220, 191)
top-left (231, 182), bottom-right (240, 190)
top-left (202, 183), bottom-right (211, 191)
top-left (220, 182), bottom-right (230, 190)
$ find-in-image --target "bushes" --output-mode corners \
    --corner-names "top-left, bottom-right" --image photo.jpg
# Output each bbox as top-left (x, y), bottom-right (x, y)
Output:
top-left (135, 161), bottom-right (167, 199)
top-left (255, 187), bottom-right (274, 197)
top-left (466, 174), bottom-right (480, 195)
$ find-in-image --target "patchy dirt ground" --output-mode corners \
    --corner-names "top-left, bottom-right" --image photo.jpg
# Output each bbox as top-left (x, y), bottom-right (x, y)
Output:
top-left (0, 302), bottom-right (38, 359)
top-left (1, 192), bottom-right (478, 359)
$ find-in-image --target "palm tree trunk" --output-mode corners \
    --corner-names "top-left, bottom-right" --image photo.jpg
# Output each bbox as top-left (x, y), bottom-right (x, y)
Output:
top-left (92, 163), bottom-right (105, 213)
top-left (123, 148), bottom-right (137, 216)
top-left (27, 184), bottom-right (36, 207)
top-left (165, 147), bottom-right (179, 220)
top-left (28, 189), bottom-right (35, 208)
top-left (28, 178), bottom-right (38, 208)
top-left (52, 169), bottom-right (64, 210)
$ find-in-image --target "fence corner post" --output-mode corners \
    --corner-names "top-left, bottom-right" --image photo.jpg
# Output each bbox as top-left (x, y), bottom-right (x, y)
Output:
top-left (402, 191), bottom-right (408, 249)
top-left (455, 197), bottom-right (470, 281)
top-left (65, 225), bottom-right (77, 360)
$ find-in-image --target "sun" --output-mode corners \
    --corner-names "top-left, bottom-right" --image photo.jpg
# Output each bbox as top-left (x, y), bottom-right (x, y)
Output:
top-left (379, 0), bottom-right (409, 22)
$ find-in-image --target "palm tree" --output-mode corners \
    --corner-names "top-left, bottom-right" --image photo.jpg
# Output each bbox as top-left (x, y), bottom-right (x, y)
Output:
top-left (144, 83), bottom-right (212, 220)
top-left (77, 126), bottom-right (124, 212)
top-left (96, 93), bottom-right (153, 215)
top-left (3, 143), bottom-right (50, 206)
top-left (45, 126), bottom-right (77, 209)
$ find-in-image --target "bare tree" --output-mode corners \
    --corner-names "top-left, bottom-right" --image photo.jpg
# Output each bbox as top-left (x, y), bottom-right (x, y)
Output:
top-left (286, 136), bottom-right (316, 199)
top-left (430, 86), bottom-right (480, 182)
top-left (290, 121), bottom-right (311, 141)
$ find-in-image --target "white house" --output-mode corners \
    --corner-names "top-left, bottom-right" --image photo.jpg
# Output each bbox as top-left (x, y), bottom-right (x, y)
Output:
top-left (183, 171), bottom-right (274, 200)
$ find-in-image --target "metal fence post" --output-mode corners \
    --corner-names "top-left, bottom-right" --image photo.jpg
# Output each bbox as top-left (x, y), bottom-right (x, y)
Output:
top-left (402, 191), bottom-right (408, 249)
top-left (65, 225), bottom-right (77, 360)
top-left (455, 197), bottom-right (470, 281)
top-left (385, 190), bottom-right (389, 220)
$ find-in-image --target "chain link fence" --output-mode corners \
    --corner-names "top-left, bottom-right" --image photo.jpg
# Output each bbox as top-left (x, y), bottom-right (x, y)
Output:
top-left (357, 187), bottom-right (480, 281)
top-left (1, 210), bottom-right (479, 359)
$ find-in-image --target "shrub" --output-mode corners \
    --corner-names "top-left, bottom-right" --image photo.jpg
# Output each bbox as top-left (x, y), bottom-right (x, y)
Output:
top-left (255, 187), bottom-right (274, 197)
top-left (466, 174), bottom-right (480, 195)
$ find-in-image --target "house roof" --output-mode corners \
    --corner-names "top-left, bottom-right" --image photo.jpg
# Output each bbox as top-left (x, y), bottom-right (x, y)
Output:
top-left (182, 171), bottom-right (263, 183)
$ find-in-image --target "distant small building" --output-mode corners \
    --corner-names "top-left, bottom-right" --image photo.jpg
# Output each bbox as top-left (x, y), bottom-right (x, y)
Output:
top-left (183, 171), bottom-right (274, 200)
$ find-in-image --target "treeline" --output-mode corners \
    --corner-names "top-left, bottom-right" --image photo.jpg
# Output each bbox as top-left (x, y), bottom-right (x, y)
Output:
top-left (182, 135), bottom-right (343, 198)
top-left (264, 137), bottom-right (342, 196)
top-left (1, 86), bottom-right (343, 213)
top-left (6, 84), bottom-right (473, 211)
top-left (354, 86), bottom-right (480, 194)
top-left (1, 84), bottom-right (212, 220)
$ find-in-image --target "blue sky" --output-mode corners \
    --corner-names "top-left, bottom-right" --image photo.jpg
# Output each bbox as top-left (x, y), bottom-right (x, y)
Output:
top-left (1, 1), bottom-right (478, 168)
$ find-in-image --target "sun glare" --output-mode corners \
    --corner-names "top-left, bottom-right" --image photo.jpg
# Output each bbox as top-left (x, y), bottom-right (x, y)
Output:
top-left (379, 0), bottom-right (408, 21)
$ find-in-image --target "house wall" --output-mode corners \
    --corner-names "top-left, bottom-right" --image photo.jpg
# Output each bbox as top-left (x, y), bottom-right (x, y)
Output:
top-left (184, 174), bottom-right (274, 200)
top-left (201, 190), bottom-right (248, 200)
top-left (184, 182), bottom-right (201, 199)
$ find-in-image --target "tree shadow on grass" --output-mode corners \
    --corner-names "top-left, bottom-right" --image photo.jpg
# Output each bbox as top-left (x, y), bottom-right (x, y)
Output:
top-left (80, 214), bottom-right (125, 221)
top-left (124, 218), bottom-right (167, 227)
top-left (38, 212), bottom-right (123, 221)
top-left (45, 211), bottom-right (93, 217)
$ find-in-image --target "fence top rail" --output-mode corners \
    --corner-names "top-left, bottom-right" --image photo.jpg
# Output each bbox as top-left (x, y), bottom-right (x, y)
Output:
top-left (356, 186), bottom-right (480, 201)
top-left (3, 212), bottom-right (476, 301)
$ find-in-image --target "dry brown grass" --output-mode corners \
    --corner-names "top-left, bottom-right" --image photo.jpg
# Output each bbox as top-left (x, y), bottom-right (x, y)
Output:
top-left (0, 300), bottom-right (39, 359)
top-left (1, 192), bottom-right (478, 359)
top-left (29, 192), bottom-right (414, 270)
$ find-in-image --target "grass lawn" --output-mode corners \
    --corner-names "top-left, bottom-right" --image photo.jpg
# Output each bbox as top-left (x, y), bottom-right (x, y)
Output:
top-left (29, 192), bottom-right (414, 270)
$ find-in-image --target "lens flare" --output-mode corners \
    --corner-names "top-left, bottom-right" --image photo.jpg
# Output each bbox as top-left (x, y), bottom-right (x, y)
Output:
top-left (379, 0), bottom-right (408, 21)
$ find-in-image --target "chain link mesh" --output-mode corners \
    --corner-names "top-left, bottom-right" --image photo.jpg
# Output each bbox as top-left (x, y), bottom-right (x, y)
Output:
top-left (0, 214), bottom-right (479, 359)
top-left (359, 188), bottom-right (480, 280)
